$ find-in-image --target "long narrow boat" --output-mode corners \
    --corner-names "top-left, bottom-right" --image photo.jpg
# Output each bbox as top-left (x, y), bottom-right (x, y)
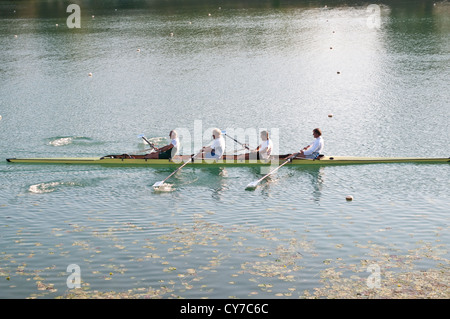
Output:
top-left (6, 154), bottom-right (449, 166)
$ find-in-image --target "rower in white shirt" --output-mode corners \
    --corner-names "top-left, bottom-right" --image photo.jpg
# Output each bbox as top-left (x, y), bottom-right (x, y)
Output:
top-left (202, 128), bottom-right (225, 160)
top-left (245, 130), bottom-right (273, 161)
top-left (144, 130), bottom-right (179, 159)
top-left (295, 128), bottom-right (324, 159)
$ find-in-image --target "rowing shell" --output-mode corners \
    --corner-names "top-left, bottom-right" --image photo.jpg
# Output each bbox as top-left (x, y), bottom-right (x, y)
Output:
top-left (6, 155), bottom-right (449, 166)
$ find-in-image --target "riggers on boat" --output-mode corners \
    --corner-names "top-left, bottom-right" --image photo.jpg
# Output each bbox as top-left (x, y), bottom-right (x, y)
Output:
top-left (6, 154), bottom-right (450, 166)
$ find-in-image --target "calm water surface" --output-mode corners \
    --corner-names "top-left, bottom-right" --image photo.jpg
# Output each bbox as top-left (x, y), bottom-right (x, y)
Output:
top-left (0, 0), bottom-right (449, 298)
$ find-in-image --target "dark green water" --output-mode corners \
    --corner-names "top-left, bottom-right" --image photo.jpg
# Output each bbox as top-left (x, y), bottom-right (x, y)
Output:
top-left (0, 1), bottom-right (448, 298)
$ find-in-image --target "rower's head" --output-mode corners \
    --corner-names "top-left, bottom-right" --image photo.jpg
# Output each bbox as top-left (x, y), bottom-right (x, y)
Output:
top-left (260, 130), bottom-right (269, 141)
top-left (313, 128), bottom-right (322, 138)
top-left (212, 128), bottom-right (222, 139)
top-left (169, 130), bottom-right (178, 139)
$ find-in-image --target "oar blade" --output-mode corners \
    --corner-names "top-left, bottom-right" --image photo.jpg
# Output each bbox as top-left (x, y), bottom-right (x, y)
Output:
top-left (153, 182), bottom-right (174, 192)
top-left (245, 181), bottom-right (259, 190)
top-left (152, 181), bottom-right (165, 189)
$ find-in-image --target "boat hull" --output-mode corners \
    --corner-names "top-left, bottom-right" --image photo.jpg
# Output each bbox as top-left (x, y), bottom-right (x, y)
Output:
top-left (6, 155), bottom-right (449, 166)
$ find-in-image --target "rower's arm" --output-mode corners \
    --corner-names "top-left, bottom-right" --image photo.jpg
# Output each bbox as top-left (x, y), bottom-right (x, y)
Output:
top-left (158, 144), bottom-right (174, 152)
top-left (303, 140), bottom-right (320, 155)
top-left (253, 145), bottom-right (261, 152)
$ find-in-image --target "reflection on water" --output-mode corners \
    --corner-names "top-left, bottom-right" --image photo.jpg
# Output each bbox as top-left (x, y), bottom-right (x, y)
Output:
top-left (301, 167), bottom-right (325, 203)
top-left (245, 165), bottom-right (325, 203)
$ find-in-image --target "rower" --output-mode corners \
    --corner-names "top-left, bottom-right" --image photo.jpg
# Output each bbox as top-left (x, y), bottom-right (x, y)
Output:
top-left (245, 130), bottom-right (273, 160)
top-left (144, 130), bottom-right (179, 159)
top-left (295, 128), bottom-right (324, 159)
top-left (202, 128), bottom-right (225, 160)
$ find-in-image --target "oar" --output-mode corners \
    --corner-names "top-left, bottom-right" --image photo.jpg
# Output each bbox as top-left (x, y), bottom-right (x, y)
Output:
top-left (222, 130), bottom-right (250, 150)
top-left (138, 134), bottom-right (157, 151)
top-left (245, 152), bottom-right (301, 190)
top-left (152, 151), bottom-right (202, 189)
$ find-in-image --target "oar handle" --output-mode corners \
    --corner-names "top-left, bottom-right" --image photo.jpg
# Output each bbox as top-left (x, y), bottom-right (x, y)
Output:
top-left (286, 152), bottom-right (301, 162)
top-left (223, 132), bottom-right (250, 150)
top-left (140, 136), bottom-right (157, 150)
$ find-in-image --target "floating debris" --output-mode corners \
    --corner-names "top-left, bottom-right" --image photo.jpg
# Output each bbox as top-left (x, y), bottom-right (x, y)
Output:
top-left (2, 207), bottom-right (448, 299)
top-left (311, 244), bottom-right (449, 299)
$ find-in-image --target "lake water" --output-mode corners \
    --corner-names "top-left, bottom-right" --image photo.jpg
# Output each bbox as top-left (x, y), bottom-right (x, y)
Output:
top-left (0, 0), bottom-right (449, 299)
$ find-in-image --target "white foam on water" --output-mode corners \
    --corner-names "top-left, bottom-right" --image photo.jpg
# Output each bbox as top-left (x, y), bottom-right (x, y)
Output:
top-left (48, 137), bottom-right (73, 146)
top-left (28, 182), bottom-right (61, 193)
top-left (28, 181), bottom-right (80, 194)
top-left (153, 183), bottom-right (175, 192)
top-left (47, 136), bottom-right (95, 147)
